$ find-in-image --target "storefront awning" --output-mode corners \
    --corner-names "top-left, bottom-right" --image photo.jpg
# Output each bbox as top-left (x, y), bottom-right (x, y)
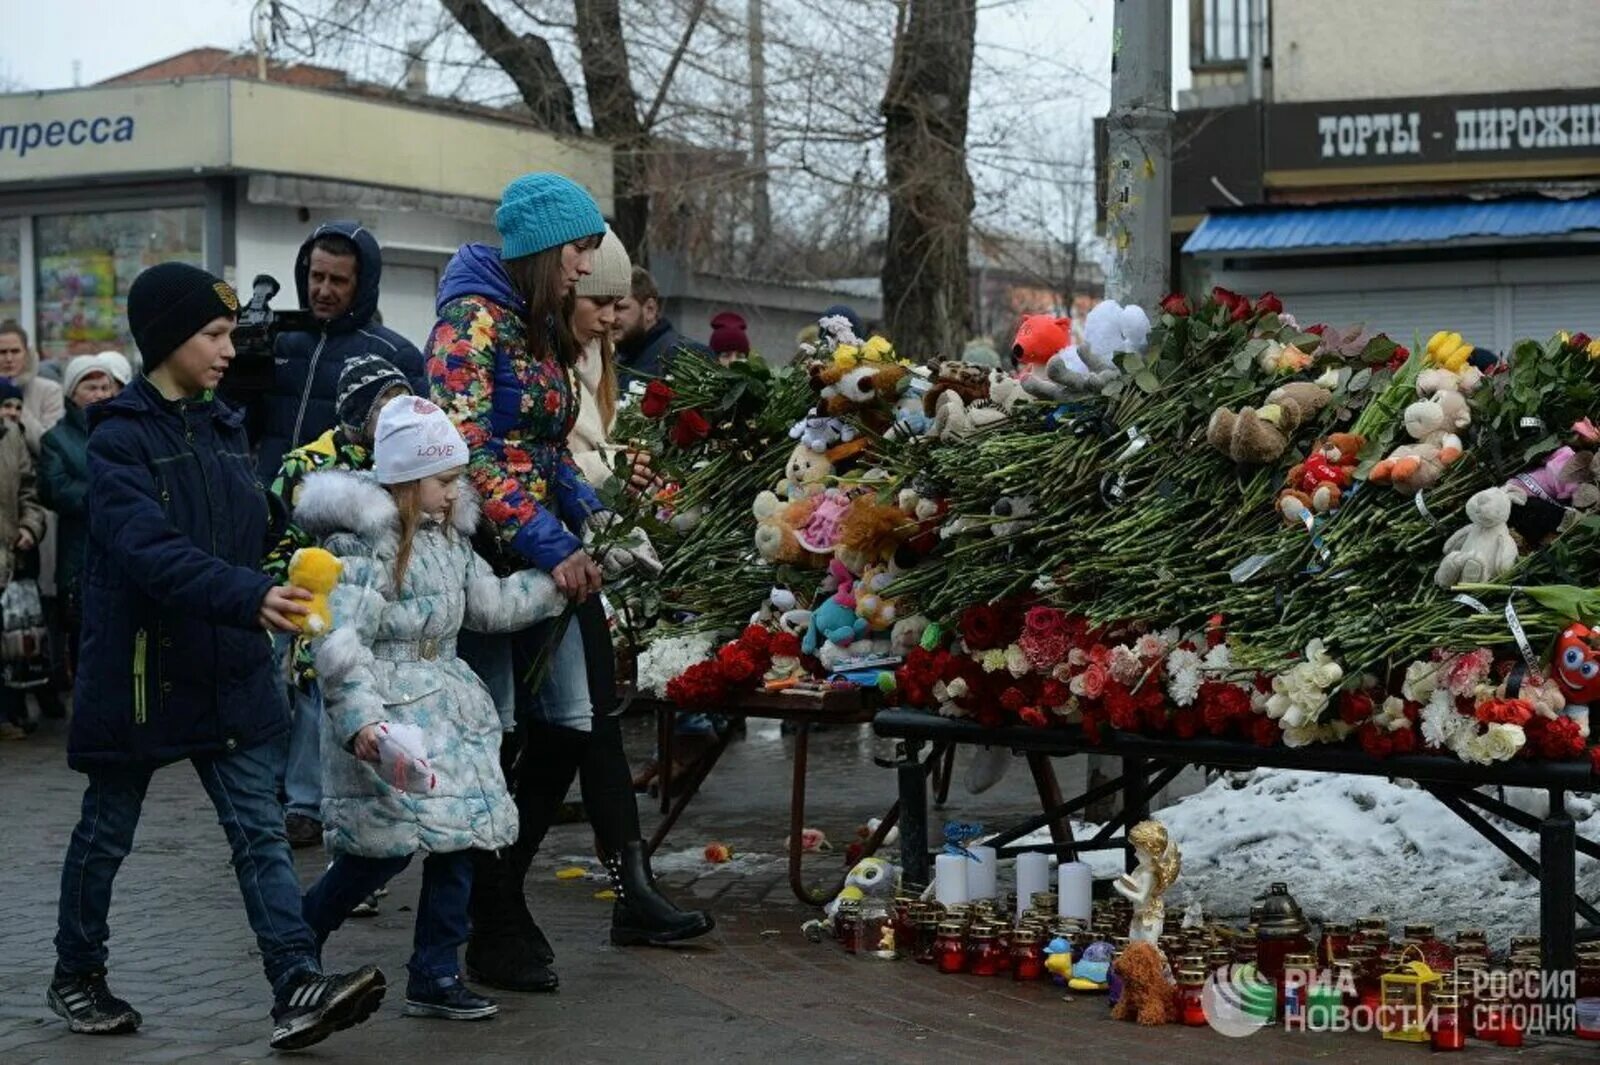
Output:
top-left (1183, 197), bottom-right (1600, 255)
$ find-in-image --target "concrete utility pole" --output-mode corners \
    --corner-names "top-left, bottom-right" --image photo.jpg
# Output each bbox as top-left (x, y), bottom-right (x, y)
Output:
top-left (1103, 0), bottom-right (1174, 311)
top-left (747, 0), bottom-right (773, 263)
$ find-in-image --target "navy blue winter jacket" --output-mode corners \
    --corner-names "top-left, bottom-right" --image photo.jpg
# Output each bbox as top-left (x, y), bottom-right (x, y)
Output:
top-left (256, 221), bottom-right (426, 479)
top-left (69, 378), bottom-right (291, 770)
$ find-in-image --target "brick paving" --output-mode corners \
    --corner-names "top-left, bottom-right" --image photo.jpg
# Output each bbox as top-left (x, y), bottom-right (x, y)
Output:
top-left (0, 715), bottom-right (1592, 1063)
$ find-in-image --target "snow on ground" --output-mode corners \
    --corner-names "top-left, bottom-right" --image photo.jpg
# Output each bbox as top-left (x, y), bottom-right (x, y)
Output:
top-left (1015, 769), bottom-right (1599, 938)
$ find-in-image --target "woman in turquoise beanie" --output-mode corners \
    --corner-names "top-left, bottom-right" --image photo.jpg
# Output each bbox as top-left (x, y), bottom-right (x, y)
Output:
top-left (426, 173), bottom-right (713, 996)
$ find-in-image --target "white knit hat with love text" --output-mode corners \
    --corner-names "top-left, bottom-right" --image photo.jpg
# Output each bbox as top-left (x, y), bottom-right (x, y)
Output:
top-left (373, 395), bottom-right (470, 485)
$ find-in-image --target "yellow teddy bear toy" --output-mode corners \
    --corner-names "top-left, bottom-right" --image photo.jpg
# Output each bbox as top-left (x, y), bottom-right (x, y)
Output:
top-left (287, 547), bottom-right (342, 636)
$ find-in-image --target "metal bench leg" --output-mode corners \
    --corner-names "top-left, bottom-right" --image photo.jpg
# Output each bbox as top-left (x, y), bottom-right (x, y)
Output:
top-left (644, 728), bottom-right (732, 857)
top-left (1541, 787), bottom-right (1576, 989)
top-left (897, 738), bottom-right (931, 890)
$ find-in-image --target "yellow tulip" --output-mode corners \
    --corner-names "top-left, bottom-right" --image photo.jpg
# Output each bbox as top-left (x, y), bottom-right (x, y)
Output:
top-left (1587, 339), bottom-right (1600, 360)
top-left (863, 336), bottom-right (893, 362)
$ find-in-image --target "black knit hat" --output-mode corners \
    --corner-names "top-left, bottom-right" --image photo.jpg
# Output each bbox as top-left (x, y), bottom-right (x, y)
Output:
top-left (126, 262), bottom-right (239, 371)
top-left (336, 353), bottom-right (412, 435)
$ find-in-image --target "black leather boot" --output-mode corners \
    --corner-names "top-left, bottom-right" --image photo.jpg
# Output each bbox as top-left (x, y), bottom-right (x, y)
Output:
top-left (606, 841), bottom-right (715, 946)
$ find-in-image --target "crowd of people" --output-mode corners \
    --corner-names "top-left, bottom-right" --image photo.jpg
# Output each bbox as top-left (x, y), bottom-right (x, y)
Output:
top-left (25, 172), bottom-right (764, 1052)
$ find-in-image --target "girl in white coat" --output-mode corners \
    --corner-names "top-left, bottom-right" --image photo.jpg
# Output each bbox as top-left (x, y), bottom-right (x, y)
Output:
top-left (296, 394), bottom-right (563, 1022)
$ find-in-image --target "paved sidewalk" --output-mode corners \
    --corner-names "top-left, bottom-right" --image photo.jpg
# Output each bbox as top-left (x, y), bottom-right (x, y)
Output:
top-left (0, 715), bottom-right (1591, 1063)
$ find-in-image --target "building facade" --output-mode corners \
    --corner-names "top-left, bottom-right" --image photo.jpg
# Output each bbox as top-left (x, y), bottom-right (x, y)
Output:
top-left (0, 70), bottom-right (611, 364)
top-left (1144, 0), bottom-right (1600, 349)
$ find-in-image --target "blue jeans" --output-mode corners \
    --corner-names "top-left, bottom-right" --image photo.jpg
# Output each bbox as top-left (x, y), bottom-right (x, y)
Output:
top-left (302, 850), bottom-right (473, 991)
top-left (284, 683), bottom-right (324, 820)
top-left (55, 733), bottom-right (320, 997)
top-left (466, 620), bottom-right (593, 733)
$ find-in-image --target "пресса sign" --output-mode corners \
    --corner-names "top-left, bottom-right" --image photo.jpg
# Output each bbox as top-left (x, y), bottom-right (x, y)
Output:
top-left (1268, 88), bottom-right (1600, 173)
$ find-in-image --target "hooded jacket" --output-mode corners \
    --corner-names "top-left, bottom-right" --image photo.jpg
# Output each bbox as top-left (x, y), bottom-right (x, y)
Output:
top-left (425, 243), bottom-right (603, 572)
top-left (615, 316), bottom-right (710, 389)
top-left (10, 342), bottom-right (64, 456)
top-left (69, 378), bottom-right (290, 770)
top-left (258, 221), bottom-right (426, 480)
top-left (296, 469), bottom-right (562, 857)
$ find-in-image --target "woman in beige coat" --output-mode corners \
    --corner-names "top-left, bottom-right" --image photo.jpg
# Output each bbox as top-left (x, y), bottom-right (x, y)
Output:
top-left (568, 229), bottom-right (653, 495)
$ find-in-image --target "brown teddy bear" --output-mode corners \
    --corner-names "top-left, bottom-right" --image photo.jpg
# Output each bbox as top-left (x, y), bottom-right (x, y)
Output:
top-left (1110, 941), bottom-right (1177, 1026)
top-left (1277, 431), bottom-right (1364, 523)
top-left (1207, 381), bottom-right (1331, 464)
top-left (922, 361), bottom-right (991, 418)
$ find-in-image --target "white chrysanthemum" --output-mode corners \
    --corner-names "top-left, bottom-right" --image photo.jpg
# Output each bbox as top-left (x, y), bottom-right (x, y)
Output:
top-left (637, 634), bottom-right (718, 698)
top-left (1202, 643), bottom-right (1232, 673)
top-left (1169, 669), bottom-right (1202, 708)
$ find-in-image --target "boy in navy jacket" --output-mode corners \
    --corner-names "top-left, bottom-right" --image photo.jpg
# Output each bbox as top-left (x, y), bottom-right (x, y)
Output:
top-left (48, 263), bottom-right (384, 1052)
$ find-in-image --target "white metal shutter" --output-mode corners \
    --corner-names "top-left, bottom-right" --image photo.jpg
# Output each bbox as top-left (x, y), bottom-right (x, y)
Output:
top-left (1509, 282), bottom-right (1600, 343)
top-left (1285, 287), bottom-right (1497, 349)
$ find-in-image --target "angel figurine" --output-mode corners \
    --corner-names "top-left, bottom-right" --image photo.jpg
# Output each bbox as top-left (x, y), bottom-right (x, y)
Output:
top-left (1113, 820), bottom-right (1181, 943)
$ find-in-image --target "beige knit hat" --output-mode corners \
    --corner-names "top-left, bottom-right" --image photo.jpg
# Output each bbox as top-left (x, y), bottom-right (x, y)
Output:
top-left (575, 227), bottom-right (632, 300)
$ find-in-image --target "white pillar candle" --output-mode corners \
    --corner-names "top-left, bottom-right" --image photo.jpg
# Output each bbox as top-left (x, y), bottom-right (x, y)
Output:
top-left (934, 853), bottom-right (970, 907)
top-left (1015, 852), bottom-right (1051, 916)
top-left (967, 845), bottom-right (997, 901)
top-left (1058, 861), bottom-right (1093, 921)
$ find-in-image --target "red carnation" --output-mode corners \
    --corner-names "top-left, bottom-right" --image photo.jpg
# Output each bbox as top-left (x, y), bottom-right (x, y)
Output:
top-left (1590, 746), bottom-right (1600, 775)
top-left (1387, 345), bottom-right (1411, 371)
top-left (1476, 698), bottom-right (1533, 727)
top-left (1389, 727), bottom-right (1418, 755)
top-left (1200, 681), bottom-right (1250, 736)
top-left (1339, 691), bottom-right (1375, 727)
top-left (1141, 701), bottom-right (1169, 734)
top-left (1358, 723), bottom-right (1394, 759)
top-left (1251, 716), bottom-right (1280, 748)
top-left (1529, 716), bottom-right (1586, 760)
top-left (740, 625), bottom-right (773, 656)
top-left (1000, 686), bottom-right (1029, 714)
top-left (1305, 323), bottom-right (1327, 336)
top-left (1572, 332), bottom-right (1594, 351)
top-left (668, 409), bottom-right (711, 448)
top-left (770, 631), bottom-right (802, 658)
top-left (641, 380), bottom-right (674, 419)
top-left (715, 643), bottom-right (763, 686)
top-left (1082, 714), bottom-right (1104, 745)
top-left (1159, 293), bottom-right (1192, 317)
top-left (1019, 706), bottom-right (1050, 729)
top-left (959, 604), bottom-right (1005, 651)
top-left (1254, 292), bottom-right (1284, 316)
top-left (1105, 682), bottom-right (1139, 731)
top-left (1173, 707), bottom-right (1200, 739)
top-left (1040, 678), bottom-right (1071, 708)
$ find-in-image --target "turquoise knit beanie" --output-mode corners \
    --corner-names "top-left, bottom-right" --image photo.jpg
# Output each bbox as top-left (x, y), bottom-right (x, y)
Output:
top-left (496, 173), bottom-right (606, 260)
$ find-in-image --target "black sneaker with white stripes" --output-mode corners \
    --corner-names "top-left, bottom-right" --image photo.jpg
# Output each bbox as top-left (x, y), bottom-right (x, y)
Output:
top-left (47, 967), bottom-right (141, 1035)
top-left (269, 965), bottom-right (386, 1051)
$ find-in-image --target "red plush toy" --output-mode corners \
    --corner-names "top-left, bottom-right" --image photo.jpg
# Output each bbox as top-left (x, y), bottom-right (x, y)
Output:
top-left (1277, 432), bottom-right (1364, 524)
top-left (1012, 315), bottom-right (1073, 368)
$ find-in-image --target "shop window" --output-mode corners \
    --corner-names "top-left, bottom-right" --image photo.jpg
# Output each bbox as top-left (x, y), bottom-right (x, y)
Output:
top-left (0, 220), bottom-right (20, 329)
top-left (33, 207), bottom-right (203, 363)
top-left (1193, 0), bottom-right (1269, 68)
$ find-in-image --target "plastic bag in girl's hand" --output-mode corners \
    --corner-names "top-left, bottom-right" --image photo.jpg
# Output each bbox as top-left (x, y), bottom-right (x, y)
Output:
top-left (375, 722), bottom-right (436, 793)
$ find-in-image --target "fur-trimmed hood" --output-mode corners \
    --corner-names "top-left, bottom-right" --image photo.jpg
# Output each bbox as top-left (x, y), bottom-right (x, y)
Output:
top-left (294, 468), bottom-right (479, 555)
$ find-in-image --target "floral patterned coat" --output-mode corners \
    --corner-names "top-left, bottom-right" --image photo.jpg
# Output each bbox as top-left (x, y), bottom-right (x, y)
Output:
top-left (296, 468), bottom-right (564, 858)
top-left (425, 243), bottom-right (604, 572)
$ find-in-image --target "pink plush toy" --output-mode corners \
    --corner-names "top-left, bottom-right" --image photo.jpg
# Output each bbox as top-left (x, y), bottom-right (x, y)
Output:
top-left (796, 489), bottom-right (851, 554)
top-left (1505, 446), bottom-right (1579, 504)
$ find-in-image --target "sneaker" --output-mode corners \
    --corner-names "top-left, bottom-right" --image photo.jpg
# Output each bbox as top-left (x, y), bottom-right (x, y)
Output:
top-left (285, 813), bottom-right (323, 849)
top-left (47, 968), bottom-right (141, 1034)
top-left (269, 965), bottom-right (386, 1051)
top-left (402, 976), bottom-right (498, 1021)
top-left (349, 892), bottom-right (380, 918)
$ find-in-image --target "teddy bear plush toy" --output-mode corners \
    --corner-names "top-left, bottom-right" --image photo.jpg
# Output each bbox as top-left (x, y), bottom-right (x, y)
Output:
top-left (836, 494), bottom-right (913, 574)
top-left (753, 491), bottom-right (827, 568)
top-left (853, 564), bottom-right (899, 633)
top-left (789, 413), bottom-right (855, 455)
top-left (931, 371), bottom-right (1031, 440)
top-left (1368, 389), bottom-right (1471, 495)
top-left (1109, 941), bottom-right (1177, 1025)
top-left (1434, 486), bottom-right (1519, 589)
top-left (922, 361), bottom-right (991, 419)
top-left (1207, 381), bottom-right (1331, 465)
top-left (777, 441), bottom-right (835, 501)
top-left (287, 547), bottom-right (343, 635)
top-left (1277, 432), bottom-right (1364, 523)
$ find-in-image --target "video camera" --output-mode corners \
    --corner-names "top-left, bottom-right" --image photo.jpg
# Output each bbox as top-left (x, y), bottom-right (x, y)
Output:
top-left (223, 274), bottom-right (319, 444)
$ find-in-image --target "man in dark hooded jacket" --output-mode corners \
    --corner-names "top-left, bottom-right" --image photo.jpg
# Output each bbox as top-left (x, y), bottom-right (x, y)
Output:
top-left (254, 222), bottom-right (426, 480)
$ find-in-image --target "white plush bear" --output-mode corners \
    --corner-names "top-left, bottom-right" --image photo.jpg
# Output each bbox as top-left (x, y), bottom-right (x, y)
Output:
top-left (1022, 299), bottom-right (1150, 401)
top-left (1435, 487), bottom-right (1520, 589)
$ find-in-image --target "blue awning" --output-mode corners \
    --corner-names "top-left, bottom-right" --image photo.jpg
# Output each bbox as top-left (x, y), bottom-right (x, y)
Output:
top-left (1183, 198), bottom-right (1600, 255)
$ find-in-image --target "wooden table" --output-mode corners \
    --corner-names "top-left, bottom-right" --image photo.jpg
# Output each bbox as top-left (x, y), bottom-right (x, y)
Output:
top-left (636, 687), bottom-right (949, 906)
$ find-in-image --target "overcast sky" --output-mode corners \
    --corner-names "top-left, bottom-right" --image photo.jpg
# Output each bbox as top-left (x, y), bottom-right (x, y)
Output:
top-left (4, 0), bottom-right (1190, 106)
